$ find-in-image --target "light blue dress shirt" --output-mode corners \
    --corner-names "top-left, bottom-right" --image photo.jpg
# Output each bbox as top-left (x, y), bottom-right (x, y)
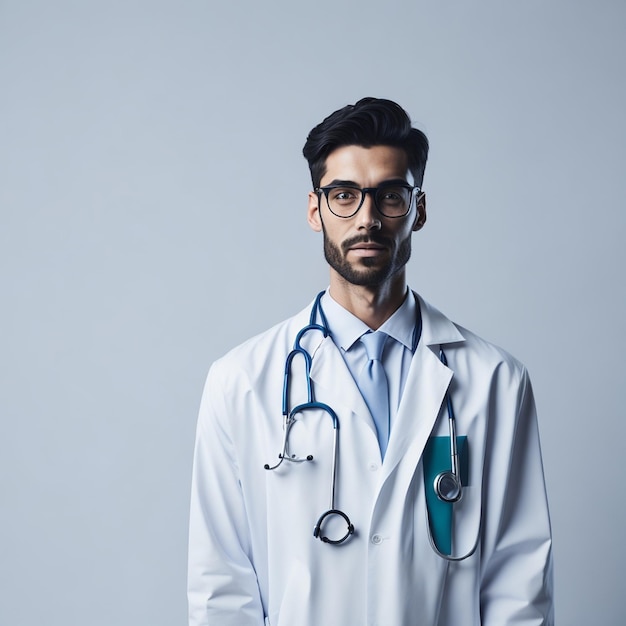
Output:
top-left (320, 289), bottom-right (418, 429)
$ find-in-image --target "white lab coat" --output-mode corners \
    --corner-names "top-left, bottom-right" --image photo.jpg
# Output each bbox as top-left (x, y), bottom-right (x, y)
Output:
top-left (188, 294), bottom-right (554, 626)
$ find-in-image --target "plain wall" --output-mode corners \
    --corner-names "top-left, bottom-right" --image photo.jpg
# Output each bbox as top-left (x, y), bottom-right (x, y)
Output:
top-left (1, 1), bottom-right (624, 624)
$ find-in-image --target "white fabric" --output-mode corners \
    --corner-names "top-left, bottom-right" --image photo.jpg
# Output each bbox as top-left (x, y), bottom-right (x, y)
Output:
top-left (188, 292), bottom-right (554, 626)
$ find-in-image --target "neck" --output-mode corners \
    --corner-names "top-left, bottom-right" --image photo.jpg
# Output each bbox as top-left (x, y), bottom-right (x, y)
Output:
top-left (328, 271), bottom-right (408, 329)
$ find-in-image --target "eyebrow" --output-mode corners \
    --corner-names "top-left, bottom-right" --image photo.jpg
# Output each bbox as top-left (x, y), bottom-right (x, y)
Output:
top-left (323, 178), bottom-right (410, 188)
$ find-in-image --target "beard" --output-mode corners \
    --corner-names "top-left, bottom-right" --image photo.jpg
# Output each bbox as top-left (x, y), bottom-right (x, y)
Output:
top-left (322, 228), bottom-right (412, 287)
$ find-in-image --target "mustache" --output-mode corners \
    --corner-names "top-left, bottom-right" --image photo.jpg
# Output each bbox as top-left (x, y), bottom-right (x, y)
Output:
top-left (341, 234), bottom-right (392, 253)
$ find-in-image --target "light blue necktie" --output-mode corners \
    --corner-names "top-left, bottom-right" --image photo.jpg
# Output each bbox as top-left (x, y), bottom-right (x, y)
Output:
top-left (358, 331), bottom-right (390, 458)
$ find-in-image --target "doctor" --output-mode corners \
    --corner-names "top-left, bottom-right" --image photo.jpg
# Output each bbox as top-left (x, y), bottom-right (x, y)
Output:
top-left (188, 97), bottom-right (554, 625)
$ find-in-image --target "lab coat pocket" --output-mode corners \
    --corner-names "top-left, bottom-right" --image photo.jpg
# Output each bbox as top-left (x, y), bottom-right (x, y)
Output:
top-left (423, 436), bottom-right (480, 559)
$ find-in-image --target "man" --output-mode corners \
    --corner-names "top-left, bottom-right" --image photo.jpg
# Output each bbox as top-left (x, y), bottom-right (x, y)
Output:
top-left (188, 97), bottom-right (554, 625)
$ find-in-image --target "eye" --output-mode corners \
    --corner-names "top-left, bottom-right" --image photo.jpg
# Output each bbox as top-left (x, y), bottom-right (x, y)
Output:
top-left (382, 191), bottom-right (402, 202)
top-left (378, 186), bottom-right (407, 205)
top-left (329, 188), bottom-right (359, 203)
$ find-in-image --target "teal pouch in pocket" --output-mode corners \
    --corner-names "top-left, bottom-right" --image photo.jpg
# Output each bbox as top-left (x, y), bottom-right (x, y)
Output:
top-left (422, 436), bottom-right (468, 555)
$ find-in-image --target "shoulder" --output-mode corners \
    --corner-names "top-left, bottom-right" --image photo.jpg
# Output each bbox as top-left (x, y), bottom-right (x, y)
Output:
top-left (457, 323), bottom-right (523, 368)
top-left (454, 323), bottom-right (528, 386)
top-left (205, 301), bottom-right (313, 390)
top-left (417, 292), bottom-right (528, 384)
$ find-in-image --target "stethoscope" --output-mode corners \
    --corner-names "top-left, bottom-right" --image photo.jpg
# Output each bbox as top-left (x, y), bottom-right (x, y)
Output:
top-left (264, 291), bottom-right (472, 559)
top-left (428, 346), bottom-right (478, 561)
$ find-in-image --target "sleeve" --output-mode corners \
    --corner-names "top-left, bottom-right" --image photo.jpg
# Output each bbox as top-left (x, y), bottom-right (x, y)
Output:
top-left (479, 367), bottom-right (554, 625)
top-left (187, 364), bottom-right (265, 626)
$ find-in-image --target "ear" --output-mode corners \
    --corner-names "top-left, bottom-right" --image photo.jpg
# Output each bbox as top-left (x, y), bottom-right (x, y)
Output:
top-left (307, 191), bottom-right (323, 232)
top-left (412, 192), bottom-right (427, 232)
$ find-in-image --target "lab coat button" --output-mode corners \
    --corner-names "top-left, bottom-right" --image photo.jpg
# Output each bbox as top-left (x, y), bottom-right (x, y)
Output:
top-left (371, 533), bottom-right (383, 545)
top-left (368, 462), bottom-right (379, 471)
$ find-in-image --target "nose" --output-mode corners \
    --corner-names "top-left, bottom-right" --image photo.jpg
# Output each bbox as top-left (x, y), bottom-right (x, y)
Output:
top-left (356, 190), bottom-right (381, 231)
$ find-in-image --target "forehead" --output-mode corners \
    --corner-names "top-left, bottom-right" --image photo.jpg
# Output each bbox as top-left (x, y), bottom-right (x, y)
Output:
top-left (321, 145), bottom-right (410, 185)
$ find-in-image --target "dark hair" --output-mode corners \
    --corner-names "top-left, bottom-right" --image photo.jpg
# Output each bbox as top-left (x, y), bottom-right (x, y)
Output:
top-left (302, 97), bottom-right (429, 189)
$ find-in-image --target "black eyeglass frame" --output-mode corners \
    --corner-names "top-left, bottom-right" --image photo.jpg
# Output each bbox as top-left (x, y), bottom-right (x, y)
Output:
top-left (315, 183), bottom-right (421, 219)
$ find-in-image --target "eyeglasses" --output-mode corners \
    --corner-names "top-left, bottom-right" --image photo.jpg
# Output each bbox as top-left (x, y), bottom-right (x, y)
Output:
top-left (316, 183), bottom-right (420, 219)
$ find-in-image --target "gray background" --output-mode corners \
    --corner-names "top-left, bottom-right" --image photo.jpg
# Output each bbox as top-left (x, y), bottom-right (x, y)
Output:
top-left (1, 1), bottom-right (624, 624)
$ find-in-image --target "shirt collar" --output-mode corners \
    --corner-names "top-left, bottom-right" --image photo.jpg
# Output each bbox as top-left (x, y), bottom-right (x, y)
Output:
top-left (321, 288), bottom-right (417, 353)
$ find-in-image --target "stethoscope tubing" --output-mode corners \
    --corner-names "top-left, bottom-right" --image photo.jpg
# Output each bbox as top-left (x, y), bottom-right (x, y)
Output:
top-left (266, 291), bottom-right (474, 557)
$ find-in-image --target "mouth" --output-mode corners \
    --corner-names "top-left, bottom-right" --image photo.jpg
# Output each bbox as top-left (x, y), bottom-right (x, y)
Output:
top-left (349, 243), bottom-right (385, 254)
top-left (344, 237), bottom-right (389, 257)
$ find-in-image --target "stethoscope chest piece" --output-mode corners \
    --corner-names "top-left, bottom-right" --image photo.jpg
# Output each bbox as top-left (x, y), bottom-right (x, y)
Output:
top-left (434, 471), bottom-right (462, 503)
top-left (313, 509), bottom-right (355, 545)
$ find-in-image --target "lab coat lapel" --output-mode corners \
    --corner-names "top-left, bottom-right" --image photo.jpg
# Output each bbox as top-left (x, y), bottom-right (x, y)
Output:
top-left (381, 295), bottom-right (466, 482)
top-left (380, 343), bottom-right (451, 482)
